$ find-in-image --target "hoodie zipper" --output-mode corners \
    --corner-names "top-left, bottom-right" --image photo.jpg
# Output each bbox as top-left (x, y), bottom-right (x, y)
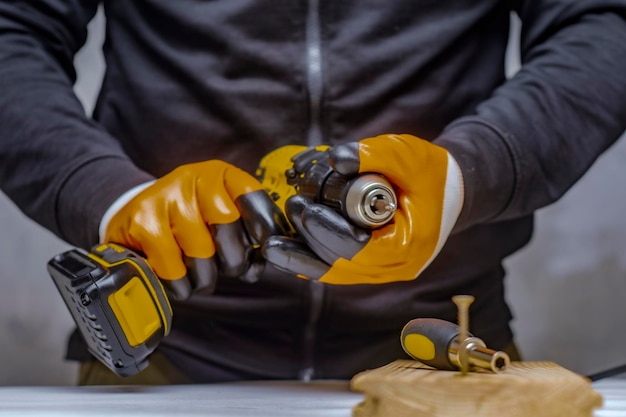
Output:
top-left (305, 0), bottom-right (323, 147)
top-left (299, 280), bottom-right (324, 381)
top-left (299, 0), bottom-right (325, 382)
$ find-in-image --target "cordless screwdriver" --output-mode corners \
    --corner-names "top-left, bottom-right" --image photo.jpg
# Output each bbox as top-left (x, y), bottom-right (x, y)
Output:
top-left (400, 317), bottom-right (511, 373)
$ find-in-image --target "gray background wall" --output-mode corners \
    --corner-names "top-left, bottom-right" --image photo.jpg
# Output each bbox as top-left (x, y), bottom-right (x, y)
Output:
top-left (1, 11), bottom-right (624, 385)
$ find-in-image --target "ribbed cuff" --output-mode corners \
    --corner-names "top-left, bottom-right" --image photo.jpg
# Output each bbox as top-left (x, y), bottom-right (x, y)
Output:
top-left (56, 156), bottom-right (155, 249)
top-left (434, 117), bottom-right (519, 232)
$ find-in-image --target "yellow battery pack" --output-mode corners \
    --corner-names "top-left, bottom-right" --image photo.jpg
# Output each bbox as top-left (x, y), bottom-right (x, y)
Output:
top-left (47, 243), bottom-right (172, 377)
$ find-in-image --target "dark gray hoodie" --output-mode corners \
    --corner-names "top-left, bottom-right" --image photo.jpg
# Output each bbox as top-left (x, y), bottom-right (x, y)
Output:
top-left (0, 0), bottom-right (625, 382)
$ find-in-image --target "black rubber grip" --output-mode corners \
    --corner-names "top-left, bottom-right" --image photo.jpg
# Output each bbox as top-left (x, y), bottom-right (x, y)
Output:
top-left (401, 318), bottom-right (467, 371)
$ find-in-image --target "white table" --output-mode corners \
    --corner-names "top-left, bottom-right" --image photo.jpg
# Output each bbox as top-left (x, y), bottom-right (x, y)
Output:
top-left (0, 378), bottom-right (624, 416)
top-left (593, 377), bottom-right (626, 417)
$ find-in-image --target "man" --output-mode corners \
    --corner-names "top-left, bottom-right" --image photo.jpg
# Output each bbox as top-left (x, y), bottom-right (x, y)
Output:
top-left (0, 1), bottom-right (625, 384)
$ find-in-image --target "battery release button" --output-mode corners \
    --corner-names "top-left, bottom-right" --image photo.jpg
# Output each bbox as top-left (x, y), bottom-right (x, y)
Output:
top-left (108, 276), bottom-right (161, 347)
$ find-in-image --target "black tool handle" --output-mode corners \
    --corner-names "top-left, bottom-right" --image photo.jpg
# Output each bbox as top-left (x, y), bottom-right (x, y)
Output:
top-left (401, 318), bottom-right (467, 371)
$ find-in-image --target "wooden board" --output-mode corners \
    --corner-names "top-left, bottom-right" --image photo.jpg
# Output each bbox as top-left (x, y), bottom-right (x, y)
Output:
top-left (350, 359), bottom-right (602, 417)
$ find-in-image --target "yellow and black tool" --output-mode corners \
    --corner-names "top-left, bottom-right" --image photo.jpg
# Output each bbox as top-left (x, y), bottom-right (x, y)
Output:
top-left (400, 318), bottom-right (510, 373)
top-left (47, 144), bottom-right (397, 377)
top-left (256, 145), bottom-right (397, 230)
top-left (47, 243), bottom-right (172, 377)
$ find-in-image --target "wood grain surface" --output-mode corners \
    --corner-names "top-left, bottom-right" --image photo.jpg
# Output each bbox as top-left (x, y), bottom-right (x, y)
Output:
top-left (351, 359), bottom-right (602, 417)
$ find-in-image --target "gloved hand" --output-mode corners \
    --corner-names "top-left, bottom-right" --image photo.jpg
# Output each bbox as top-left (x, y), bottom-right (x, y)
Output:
top-left (103, 160), bottom-right (289, 300)
top-left (262, 134), bottom-right (464, 285)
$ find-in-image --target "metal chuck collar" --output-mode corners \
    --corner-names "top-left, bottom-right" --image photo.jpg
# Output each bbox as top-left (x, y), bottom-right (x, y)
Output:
top-left (344, 174), bottom-right (397, 229)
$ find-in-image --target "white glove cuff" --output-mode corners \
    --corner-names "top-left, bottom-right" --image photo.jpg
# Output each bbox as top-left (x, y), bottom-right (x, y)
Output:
top-left (98, 180), bottom-right (156, 242)
top-left (434, 153), bottom-right (465, 256)
top-left (444, 152), bottom-right (464, 225)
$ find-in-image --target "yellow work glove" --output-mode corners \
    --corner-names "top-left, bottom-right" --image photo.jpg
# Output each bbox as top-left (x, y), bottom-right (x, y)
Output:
top-left (104, 160), bottom-right (289, 299)
top-left (263, 134), bottom-right (464, 285)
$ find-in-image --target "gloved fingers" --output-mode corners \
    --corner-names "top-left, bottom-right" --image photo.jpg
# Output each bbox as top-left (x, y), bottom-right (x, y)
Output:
top-left (335, 205), bottom-right (434, 267)
top-left (158, 255), bottom-right (220, 301)
top-left (262, 233), bottom-right (415, 284)
top-left (285, 194), bottom-right (431, 284)
top-left (237, 189), bottom-right (291, 244)
top-left (195, 162), bottom-right (290, 278)
top-left (291, 196), bottom-right (371, 261)
top-left (184, 255), bottom-right (219, 295)
top-left (159, 192), bottom-right (226, 293)
top-left (161, 276), bottom-right (193, 301)
top-left (222, 163), bottom-right (267, 198)
top-left (168, 195), bottom-right (217, 259)
top-left (106, 222), bottom-right (194, 300)
top-left (262, 138), bottom-right (460, 286)
top-left (210, 221), bottom-right (250, 278)
top-left (313, 207), bottom-right (438, 284)
top-left (104, 160), bottom-right (288, 297)
top-left (351, 134), bottom-right (449, 190)
top-left (126, 226), bottom-right (194, 300)
top-left (127, 219), bottom-right (214, 298)
top-left (197, 177), bottom-right (242, 226)
top-left (196, 161), bottom-right (267, 226)
top-left (327, 141), bottom-right (361, 176)
top-left (262, 235), bottom-right (330, 281)
top-left (238, 249), bottom-right (266, 283)
top-left (285, 195), bottom-right (358, 265)
top-left (190, 162), bottom-right (253, 277)
top-left (223, 168), bottom-right (291, 260)
top-left (124, 221), bottom-right (187, 282)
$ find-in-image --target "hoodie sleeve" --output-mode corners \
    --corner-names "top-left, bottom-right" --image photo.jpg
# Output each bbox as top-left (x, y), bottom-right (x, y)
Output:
top-left (0, 1), bottom-right (154, 248)
top-left (435, 0), bottom-right (626, 231)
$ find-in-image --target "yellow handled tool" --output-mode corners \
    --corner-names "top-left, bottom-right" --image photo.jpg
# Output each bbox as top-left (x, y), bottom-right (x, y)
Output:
top-left (401, 318), bottom-right (510, 373)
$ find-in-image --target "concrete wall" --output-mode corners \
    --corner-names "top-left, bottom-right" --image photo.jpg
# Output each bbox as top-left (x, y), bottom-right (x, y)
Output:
top-left (1, 11), bottom-right (624, 385)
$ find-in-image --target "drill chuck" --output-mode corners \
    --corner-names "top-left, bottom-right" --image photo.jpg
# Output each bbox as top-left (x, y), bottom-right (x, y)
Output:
top-left (342, 173), bottom-right (396, 228)
top-left (259, 145), bottom-right (397, 229)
